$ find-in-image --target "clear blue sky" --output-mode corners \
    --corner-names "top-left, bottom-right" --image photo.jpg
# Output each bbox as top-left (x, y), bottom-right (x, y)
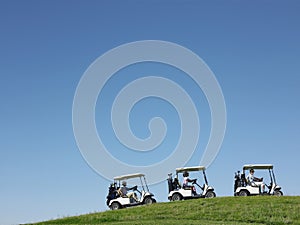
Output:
top-left (1, 1), bottom-right (299, 224)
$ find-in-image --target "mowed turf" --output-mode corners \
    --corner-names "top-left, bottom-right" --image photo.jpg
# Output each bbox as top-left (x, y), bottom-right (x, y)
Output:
top-left (29, 196), bottom-right (300, 225)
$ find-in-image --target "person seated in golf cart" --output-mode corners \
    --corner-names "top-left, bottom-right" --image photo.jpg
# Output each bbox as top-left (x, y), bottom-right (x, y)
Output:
top-left (246, 169), bottom-right (265, 192)
top-left (117, 181), bottom-right (139, 202)
top-left (182, 171), bottom-right (197, 195)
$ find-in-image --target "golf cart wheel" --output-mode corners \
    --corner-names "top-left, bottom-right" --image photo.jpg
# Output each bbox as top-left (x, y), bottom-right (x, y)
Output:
top-left (273, 190), bottom-right (283, 196)
top-left (171, 193), bottom-right (182, 201)
top-left (144, 197), bottom-right (155, 205)
top-left (110, 202), bottom-right (121, 210)
top-left (238, 190), bottom-right (249, 197)
top-left (205, 191), bottom-right (216, 198)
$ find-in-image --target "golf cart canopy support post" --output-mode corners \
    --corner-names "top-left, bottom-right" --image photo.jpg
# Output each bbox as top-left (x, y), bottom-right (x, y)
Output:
top-left (271, 169), bottom-right (277, 185)
top-left (143, 176), bottom-right (149, 192)
top-left (203, 170), bottom-right (208, 185)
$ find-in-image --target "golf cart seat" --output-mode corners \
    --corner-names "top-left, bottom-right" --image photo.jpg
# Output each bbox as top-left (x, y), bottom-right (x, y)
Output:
top-left (117, 189), bottom-right (129, 198)
top-left (241, 173), bottom-right (248, 186)
top-left (183, 186), bottom-right (193, 190)
top-left (242, 174), bottom-right (259, 188)
top-left (173, 178), bottom-right (181, 189)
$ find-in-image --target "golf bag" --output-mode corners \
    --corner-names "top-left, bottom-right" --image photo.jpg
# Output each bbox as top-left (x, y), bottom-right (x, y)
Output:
top-left (106, 183), bottom-right (118, 205)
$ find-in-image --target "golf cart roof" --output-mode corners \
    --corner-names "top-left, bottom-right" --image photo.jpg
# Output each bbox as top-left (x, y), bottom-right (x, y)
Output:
top-left (113, 173), bottom-right (145, 180)
top-left (176, 166), bottom-right (206, 173)
top-left (243, 164), bottom-right (273, 170)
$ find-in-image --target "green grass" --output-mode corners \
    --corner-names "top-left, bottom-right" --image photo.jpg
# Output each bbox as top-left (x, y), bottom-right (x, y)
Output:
top-left (28, 196), bottom-right (300, 225)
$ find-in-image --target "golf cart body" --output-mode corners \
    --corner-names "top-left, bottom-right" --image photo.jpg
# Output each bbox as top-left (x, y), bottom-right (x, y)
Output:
top-left (167, 166), bottom-right (216, 201)
top-left (107, 173), bottom-right (156, 210)
top-left (234, 164), bottom-right (283, 196)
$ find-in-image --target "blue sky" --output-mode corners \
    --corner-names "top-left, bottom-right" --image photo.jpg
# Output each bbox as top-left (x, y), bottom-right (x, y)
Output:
top-left (1, 1), bottom-right (300, 224)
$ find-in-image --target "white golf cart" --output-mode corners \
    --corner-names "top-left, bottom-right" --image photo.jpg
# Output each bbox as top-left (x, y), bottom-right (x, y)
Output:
top-left (234, 164), bottom-right (283, 196)
top-left (167, 166), bottom-right (216, 201)
top-left (106, 173), bottom-right (156, 210)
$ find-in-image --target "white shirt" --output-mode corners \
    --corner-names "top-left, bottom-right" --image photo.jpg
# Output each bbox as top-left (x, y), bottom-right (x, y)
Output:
top-left (183, 177), bottom-right (190, 186)
top-left (246, 173), bottom-right (254, 184)
top-left (120, 186), bottom-right (129, 195)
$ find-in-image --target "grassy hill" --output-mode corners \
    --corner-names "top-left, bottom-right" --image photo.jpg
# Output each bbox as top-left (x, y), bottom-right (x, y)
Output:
top-left (29, 196), bottom-right (299, 225)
